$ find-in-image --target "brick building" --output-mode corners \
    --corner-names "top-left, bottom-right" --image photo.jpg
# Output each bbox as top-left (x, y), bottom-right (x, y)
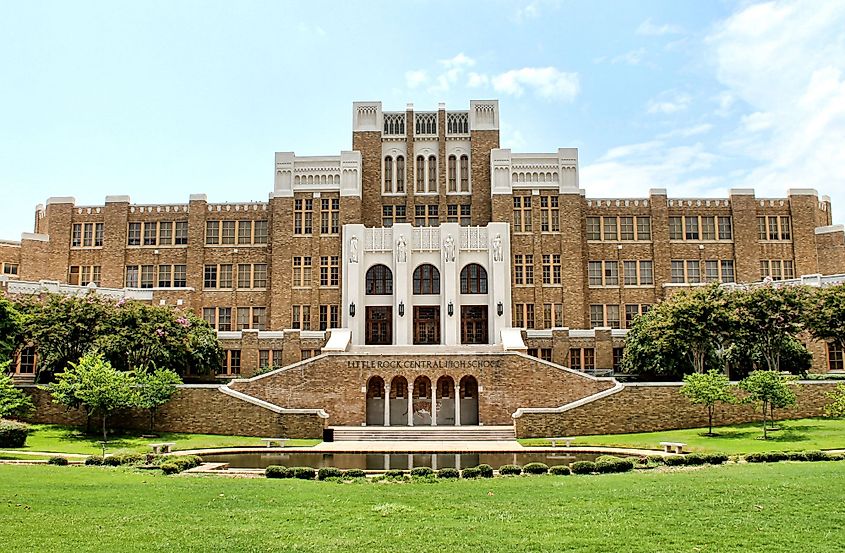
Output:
top-left (3, 99), bottom-right (845, 386)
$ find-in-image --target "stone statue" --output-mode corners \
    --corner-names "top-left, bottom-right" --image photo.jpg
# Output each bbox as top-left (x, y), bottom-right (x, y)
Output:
top-left (349, 235), bottom-right (359, 263)
top-left (492, 233), bottom-right (503, 262)
top-left (396, 234), bottom-right (407, 263)
top-left (443, 234), bottom-right (455, 263)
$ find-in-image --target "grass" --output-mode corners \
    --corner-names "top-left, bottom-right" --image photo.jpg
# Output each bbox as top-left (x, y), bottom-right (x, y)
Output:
top-left (4, 424), bottom-right (320, 456)
top-left (521, 417), bottom-right (845, 454)
top-left (2, 462), bottom-right (845, 552)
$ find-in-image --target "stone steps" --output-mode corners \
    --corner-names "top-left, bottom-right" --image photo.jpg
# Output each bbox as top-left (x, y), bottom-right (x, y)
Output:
top-left (329, 426), bottom-right (516, 441)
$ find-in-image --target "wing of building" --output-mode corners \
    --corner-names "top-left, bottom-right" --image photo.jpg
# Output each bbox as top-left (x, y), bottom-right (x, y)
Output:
top-left (3, 100), bottom-right (845, 381)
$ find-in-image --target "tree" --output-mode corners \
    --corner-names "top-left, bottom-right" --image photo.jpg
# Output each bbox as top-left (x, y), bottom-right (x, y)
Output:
top-left (738, 370), bottom-right (797, 439)
top-left (724, 334), bottom-right (813, 379)
top-left (43, 354), bottom-right (136, 441)
top-left (135, 367), bottom-right (181, 433)
top-left (0, 363), bottom-right (34, 419)
top-left (622, 285), bottom-right (734, 379)
top-left (0, 297), bottom-right (23, 363)
top-left (824, 384), bottom-right (845, 418)
top-left (804, 284), bottom-right (845, 362)
top-left (734, 284), bottom-right (809, 373)
top-left (679, 370), bottom-right (737, 435)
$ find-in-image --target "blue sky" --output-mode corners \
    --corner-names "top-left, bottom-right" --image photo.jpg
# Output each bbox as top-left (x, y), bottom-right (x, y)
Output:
top-left (1, 0), bottom-right (844, 239)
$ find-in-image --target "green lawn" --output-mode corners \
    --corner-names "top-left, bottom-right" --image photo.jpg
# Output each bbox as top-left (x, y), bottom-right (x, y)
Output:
top-left (2, 463), bottom-right (844, 552)
top-left (5, 424), bottom-right (319, 456)
top-left (521, 417), bottom-right (845, 454)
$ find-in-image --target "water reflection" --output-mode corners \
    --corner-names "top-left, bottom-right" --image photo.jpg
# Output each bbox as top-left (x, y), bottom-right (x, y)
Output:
top-left (201, 451), bottom-right (610, 470)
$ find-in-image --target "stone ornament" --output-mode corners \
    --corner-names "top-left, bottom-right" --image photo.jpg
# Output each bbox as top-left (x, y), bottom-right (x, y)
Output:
top-left (396, 234), bottom-right (407, 263)
top-left (492, 233), bottom-right (503, 262)
top-left (443, 234), bottom-right (455, 263)
top-left (349, 235), bottom-right (359, 263)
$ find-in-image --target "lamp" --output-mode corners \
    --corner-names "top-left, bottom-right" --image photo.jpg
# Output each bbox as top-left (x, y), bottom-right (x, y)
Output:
top-left (349, 302), bottom-right (356, 318)
top-left (398, 301), bottom-right (405, 317)
top-left (497, 301), bottom-right (504, 317)
top-left (448, 301), bottom-right (454, 317)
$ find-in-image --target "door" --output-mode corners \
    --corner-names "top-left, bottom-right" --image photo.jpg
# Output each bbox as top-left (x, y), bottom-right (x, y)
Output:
top-left (413, 306), bottom-right (440, 345)
top-left (461, 305), bottom-right (488, 344)
top-left (365, 306), bottom-right (392, 345)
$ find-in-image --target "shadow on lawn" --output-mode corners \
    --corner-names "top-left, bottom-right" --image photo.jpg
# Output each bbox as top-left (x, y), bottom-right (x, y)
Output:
top-left (34, 427), bottom-right (202, 450)
top-left (698, 424), bottom-right (821, 443)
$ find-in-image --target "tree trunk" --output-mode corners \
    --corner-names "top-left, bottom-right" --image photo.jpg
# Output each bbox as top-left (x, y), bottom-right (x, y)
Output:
top-left (762, 400), bottom-right (768, 440)
top-left (102, 413), bottom-right (108, 443)
top-left (149, 409), bottom-right (155, 434)
top-left (707, 406), bottom-right (713, 436)
top-left (85, 410), bottom-right (91, 434)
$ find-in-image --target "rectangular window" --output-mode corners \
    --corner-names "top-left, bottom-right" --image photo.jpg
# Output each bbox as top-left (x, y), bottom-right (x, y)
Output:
top-left (705, 260), bottom-right (719, 283)
top-left (72, 223), bottom-right (82, 247)
top-left (758, 217), bottom-right (767, 241)
top-left (590, 304), bottom-right (604, 328)
top-left (669, 217), bottom-right (683, 240)
top-left (514, 254), bottom-right (534, 285)
top-left (783, 260), bottom-right (795, 280)
top-left (588, 261), bottom-right (603, 286)
top-left (768, 216), bottom-right (779, 241)
top-left (128, 222), bottom-right (141, 246)
top-left (82, 223), bottom-right (93, 247)
top-left (259, 350), bottom-right (270, 369)
top-left (613, 347), bottom-right (624, 371)
top-left (625, 304), bottom-right (642, 328)
top-left (158, 221), bottom-right (173, 245)
top-left (460, 204), bottom-right (471, 226)
top-left (254, 220), bottom-right (268, 244)
top-left (701, 216), bottom-right (716, 240)
top-left (686, 260), bottom-right (701, 283)
top-left (671, 260), bottom-right (685, 283)
top-left (253, 264), bottom-right (267, 288)
top-left (236, 307), bottom-right (250, 330)
top-left (384, 205), bottom-right (394, 227)
top-left (143, 222), bottom-right (157, 246)
top-left (125, 265), bottom-right (139, 287)
top-left (237, 264), bottom-right (251, 289)
top-left (623, 261), bottom-right (638, 286)
top-left (219, 350), bottom-right (240, 375)
top-left (540, 348), bottom-right (552, 362)
top-left (780, 216), bottom-right (791, 240)
top-left (604, 261), bottom-right (619, 286)
top-left (237, 220), bottom-right (253, 245)
top-left (202, 308), bottom-right (215, 327)
top-left (17, 346), bottom-right (37, 374)
top-left (637, 217), bottom-right (651, 240)
top-left (685, 216), bottom-right (699, 240)
top-left (221, 220), bottom-right (236, 245)
top-left (272, 350), bottom-right (283, 368)
top-left (252, 307), bottom-right (267, 331)
top-left (293, 256), bottom-right (312, 287)
top-left (513, 196), bottom-right (532, 232)
top-left (606, 305), bottom-right (621, 329)
top-left (173, 264), bottom-right (186, 287)
top-left (330, 305), bottom-right (339, 329)
top-left (218, 308), bottom-right (232, 331)
top-left (320, 256), bottom-right (339, 287)
top-left (583, 348), bottom-right (595, 371)
top-left (540, 195), bottom-right (560, 232)
top-left (158, 264), bottom-right (172, 287)
top-left (829, 343), bottom-right (844, 371)
top-left (68, 266), bottom-right (80, 285)
top-left (586, 217), bottom-right (601, 240)
top-left (292, 305), bottom-right (311, 330)
top-left (514, 304), bottom-right (535, 328)
top-left (718, 216), bottom-right (732, 240)
top-left (542, 254), bottom-right (561, 285)
top-left (639, 261), bottom-right (653, 285)
top-left (603, 217), bottom-right (618, 241)
top-left (319, 305), bottom-right (329, 331)
top-left (219, 264), bottom-right (233, 288)
top-left (619, 217), bottom-right (634, 240)
top-left (205, 221), bottom-right (220, 245)
top-left (2, 263), bottom-right (19, 276)
top-left (204, 265), bottom-right (218, 289)
top-left (321, 198), bottom-right (340, 234)
top-left (569, 349), bottom-right (582, 371)
top-left (543, 303), bottom-right (564, 328)
top-left (94, 223), bottom-right (104, 246)
top-left (140, 265), bottom-right (154, 288)
top-left (294, 199), bottom-right (313, 234)
top-left (721, 260), bottom-right (735, 283)
top-left (447, 204), bottom-right (458, 223)
top-left (175, 221), bottom-right (188, 245)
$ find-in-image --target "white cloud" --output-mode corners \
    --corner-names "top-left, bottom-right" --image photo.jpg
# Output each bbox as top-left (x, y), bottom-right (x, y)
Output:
top-left (405, 70), bottom-right (427, 89)
top-left (658, 123), bottom-right (714, 139)
top-left (646, 91), bottom-right (692, 114)
top-left (636, 18), bottom-right (684, 36)
top-left (741, 111), bottom-right (774, 132)
top-left (491, 67), bottom-right (580, 101)
top-left (611, 48), bottom-right (646, 65)
top-left (467, 72), bottom-right (489, 88)
top-left (439, 53), bottom-right (475, 69)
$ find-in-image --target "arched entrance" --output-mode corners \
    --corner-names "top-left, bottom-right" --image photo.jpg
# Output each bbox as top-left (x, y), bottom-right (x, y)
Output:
top-left (435, 376), bottom-right (455, 426)
top-left (412, 376), bottom-right (432, 425)
top-left (459, 375), bottom-right (480, 425)
top-left (366, 376), bottom-right (385, 426)
top-left (389, 376), bottom-right (409, 426)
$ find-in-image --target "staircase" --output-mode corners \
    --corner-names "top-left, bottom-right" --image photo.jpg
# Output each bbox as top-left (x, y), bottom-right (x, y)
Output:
top-left (330, 425), bottom-right (517, 441)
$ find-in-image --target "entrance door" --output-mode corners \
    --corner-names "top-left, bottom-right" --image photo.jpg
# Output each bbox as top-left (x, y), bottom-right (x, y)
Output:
top-left (461, 305), bottom-right (488, 344)
top-left (413, 306), bottom-right (440, 345)
top-left (365, 306), bottom-right (392, 345)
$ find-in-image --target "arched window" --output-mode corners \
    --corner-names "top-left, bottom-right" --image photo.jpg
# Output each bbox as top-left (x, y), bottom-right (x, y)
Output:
top-left (366, 376), bottom-right (385, 399)
top-left (413, 264), bottom-right (440, 295)
top-left (366, 264), bottom-right (393, 295)
top-left (416, 155), bottom-right (425, 193)
top-left (396, 156), bottom-right (405, 193)
top-left (427, 155), bottom-right (437, 192)
top-left (383, 156), bottom-right (393, 193)
top-left (460, 155), bottom-right (469, 192)
top-left (460, 264), bottom-right (488, 294)
top-left (448, 155), bottom-right (457, 192)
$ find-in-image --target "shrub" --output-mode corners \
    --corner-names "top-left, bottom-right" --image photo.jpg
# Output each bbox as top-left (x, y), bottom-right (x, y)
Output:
top-left (160, 462), bottom-right (180, 475)
top-left (85, 455), bottom-right (104, 466)
top-left (522, 462), bottom-right (549, 475)
top-left (461, 467), bottom-right (481, 479)
top-left (786, 451), bottom-right (808, 461)
top-left (763, 451), bottom-right (788, 463)
top-left (595, 456), bottom-right (634, 473)
top-left (744, 452), bottom-right (765, 463)
top-left (549, 465), bottom-right (571, 476)
top-left (0, 419), bottom-right (30, 448)
top-left (828, 453), bottom-right (845, 461)
top-left (663, 455), bottom-right (687, 466)
top-left (160, 455), bottom-right (202, 472)
top-left (410, 467), bottom-right (434, 478)
top-left (476, 464), bottom-right (494, 478)
top-left (265, 465), bottom-right (293, 479)
top-left (498, 464), bottom-right (522, 476)
top-left (802, 450), bottom-right (829, 462)
top-left (343, 469), bottom-right (366, 478)
top-left (437, 468), bottom-right (460, 479)
top-left (704, 453), bottom-right (728, 465)
top-left (292, 467), bottom-right (316, 480)
top-left (684, 453), bottom-right (708, 466)
top-left (384, 469), bottom-right (406, 479)
top-left (103, 452), bottom-right (144, 466)
top-left (647, 455), bottom-right (665, 465)
top-left (570, 461), bottom-right (596, 475)
top-left (48, 456), bottom-right (69, 466)
top-left (317, 467), bottom-right (343, 480)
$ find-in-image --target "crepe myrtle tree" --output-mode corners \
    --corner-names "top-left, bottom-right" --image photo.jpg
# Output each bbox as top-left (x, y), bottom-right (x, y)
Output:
top-left (0, 363), bottom-right (34, 419)
top-left (804, 283), bottom-right (845, 366)
top-left (679, 370), bottom-right (737, 436)
top-left (135, 367), bottom-right (182, 434)
top-left (738, 370), bottom-right (797, 440)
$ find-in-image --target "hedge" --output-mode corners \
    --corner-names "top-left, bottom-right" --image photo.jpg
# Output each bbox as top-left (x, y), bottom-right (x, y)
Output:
top-left (0, 419), bottom-right (30, 448)
top-left (265, 466), bottom-right (293, 479)
top-left (410, 467), bottom-right (434, 478)
top-left (343, 469), bottom-right (366, 478)
top-left (437, 468), bottom-right (460, 479)
top-left (292, 467), bottom-right (317, 480)
top-left (549, 465), bottom-right (571, 476)
top-left (48, 456), bottom-right (69, 466)
top-left (570, 461), bottom-right (596, 475)
top-left (477, 464), bottom-right (494, 478)
top-left (317, 467), bottom-right (344, 480)
top-left (498, 464), bottom-right (522, 476)
top-left (461, 467), bottom-right (482, 479)
top-left (522, 463), bottom-right (549, 475)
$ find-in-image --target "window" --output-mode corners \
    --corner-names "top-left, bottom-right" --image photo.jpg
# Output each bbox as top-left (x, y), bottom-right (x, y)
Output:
top-left (623, 261), bottom-right (638, 286)
top-left (382, 204), bottom-right (406, 227)
top-left (460, 155), bottom-right (469, 192)
top-left (219, 350), bottom-right (240, 376)
top-left (205, 221), bottom-right (219, 245)
top-left (622, 260), bottom-right (654, 286)
top-left (513, 304), bottom-right (535, 329)
top-left (758, 216), bottom-right (791, 241)
top-left (68, 265), bottom-right (101, 286)
top-left (448, 155), bottom-right (457, 192)
top-left (686, 260), bottom-right (701, 283)
top-left (254, 220), bottom-right (268, 244)
top-left (460, 264), bottom-right (488, 294)
top-left (513, 196), bottom-right (532, 232)
top-left (606, 305), bottom-right (621, 329)
top-left (514, 254), bottom-right (534, 285)
top-left (828, 342), bottom-right (844, 371)
top-left (760, 259), bottom-right (795, 281)
top-left (366, 264), bottom-right (393, 295)
top-left (543, 303), bottom-right (564, 328)
top-left (413, 264), bottom-right (440, 294)
top-left (570, 348), bottom-right (595, 372)
top-left (173, 264), bottom-right (187, 287)
top-left (446, 204), bottom-right (472, 225)
top-left (72, 223), bottom-right (83, 247)
top-left (414, 204), bottom-right (438, 226)
top-left (294, 199), bottom-right (313, 234)
top-left (203, 307), bottom-right (233, 331)
top-left (125, 265), bottom-right (139, 288)
top-left (222, 220), bottom-right (235, 244)
top-left (252, 264), bottom-right (267, 288)
top-left (603, 217), bottom-right (617, 241)
top-left (590, 304), bottom-right (622, 329)
top-left (669, 217), bottom-right (683, 240)
top-left (157, 264), bottom-right (171, 287)
top-left (427, 155), bottom-right (437, 192)
top-left (721, 260), bottom-right (735, 283)
top-left (236, 264), bottom-right (253, 288)
top-left (396, 156), bottom-right (405, 193)
top-left (292, 305), bottom-right (311, 330)
top-left (415, 155), bottom-right (425, 193)
top-left (625, 304), bottom-right (649, 327)
top-left (613, 347), bottom-right (624, 371)
top-left (320, 256), bottom-right (339, 287)
top-left (704, 260), bottom-right (735, 283)
top-left (702, 216), bottom-right (716, 240)
top-left (18, 346), bottom-right (36, 374)
top-left (541, 196), bottom-right (560, 232)
top-left (384, 156), bottom-right (393, 193)
top-left (143, 221), bottom-right (157, 245)
top-left (321, 199), bottom-right (339, 234)
top-left (718, 217), bottom-right (732, 240)
top-left (72, 222), bottom-right (103, 248)
top-left (637, 217), bottom-right (651, 240)
top-left (590, 304), bottom-right (604, 328)
top-left (620, 217), bottom-right (634, 240)
top-left (319, 305), bottom-right (339, 331)
top-left (127, 222), bottom-right (141, 246)
top-left (293, 257), bottom-right (312, 287)
top-left (605, 261), bottom-right (619, 286)
top-left (585, 216), bottom-right (600, 240)
top-left (140, 265), bottom-right (154, 288)
top-left (259, 350), bottom-right (270, 369)
top-left (159, 221), bottom-right (173, 245)
top-left (2, 263), bottom-right (19, 276)
top-left (237, 220), bottom-right (252, 245)
top-left (204, 265), bottom-right (217, 288)
top-left (685, 216), bottom-right (699, 240)
top-left (671, 260), bottom-right (702, 284)
top-left (588, 261), bottom-right (618, 286)
top-left (542, 254), bottom-right (561, 285)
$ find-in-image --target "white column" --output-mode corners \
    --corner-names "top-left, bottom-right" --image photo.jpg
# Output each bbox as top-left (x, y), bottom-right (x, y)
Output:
top-left (454, 383), bottom-right (462, 426)
top-left (431, 390), bottom-right (438, 426)
top-left (407, 392), bottom-right (413, 426)
top-left (384, 389), bottom-right (390, 427)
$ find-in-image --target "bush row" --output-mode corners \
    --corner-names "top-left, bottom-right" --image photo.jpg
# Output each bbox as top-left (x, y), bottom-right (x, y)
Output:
top-left (744, 450), bottom-right (844, 463)
top-left (159, 455), bottom-right (203, 475)
top-left (264, 462), bottom-right (581, 480)
top-left (0, 420), bottom-right (30, 448)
